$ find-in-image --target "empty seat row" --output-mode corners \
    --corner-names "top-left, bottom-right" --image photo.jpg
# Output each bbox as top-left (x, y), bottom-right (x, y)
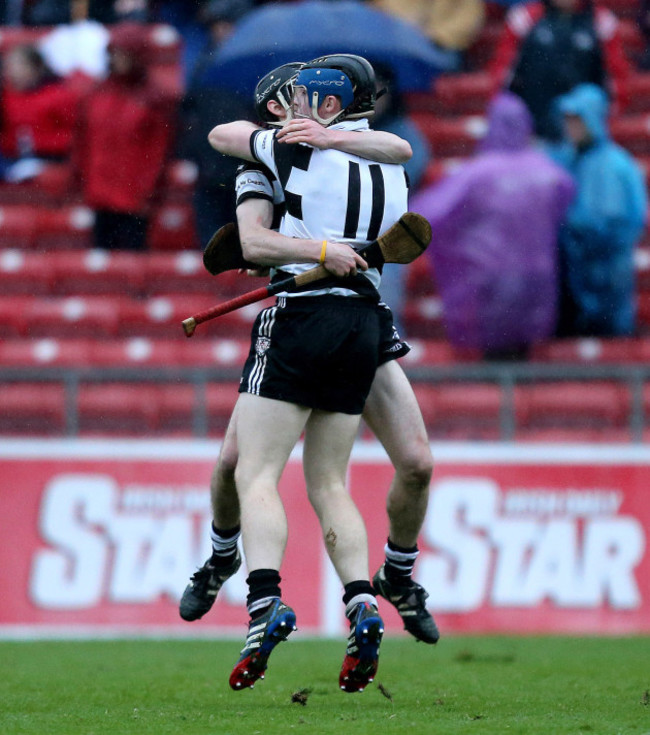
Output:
top-left (0, 337), bottom-right (485, 368)
top-left (410, 110), bottom-right (650, 158)
top-left (0, 294), bottom-right (272, 340)
top-left (0, 381), bottom-right (240, 436)
top-left (411, 381), bottom-right (639, 442)
top-left (0, 201), bottom-right (199, 250)
top-left (0, 247), bottom-right (250, 297)
top-left (2, 379), bottom-right (645, 440)
top-left (0, 159), bottom-right (197, 208)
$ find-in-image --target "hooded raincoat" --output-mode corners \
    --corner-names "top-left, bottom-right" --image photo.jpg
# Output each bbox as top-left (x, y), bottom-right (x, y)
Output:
top-left (552, 83), bottom-right (647, 336)
top-left (411, 92), bottom-right (575, 354)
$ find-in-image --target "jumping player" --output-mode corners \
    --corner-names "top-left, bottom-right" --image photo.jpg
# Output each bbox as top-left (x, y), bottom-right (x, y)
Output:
top-left (181, 58), bottom-right (438, 693)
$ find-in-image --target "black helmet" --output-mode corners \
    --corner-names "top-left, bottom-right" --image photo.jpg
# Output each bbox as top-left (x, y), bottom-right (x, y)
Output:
top-left (300, 53), bottom-right (376, 123)
top-left (254, 62), bottom-right (304, 125)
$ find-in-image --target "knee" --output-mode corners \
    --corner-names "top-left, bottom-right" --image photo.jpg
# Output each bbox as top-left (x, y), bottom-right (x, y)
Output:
top-left (395, 445), bottom-right (433, 490)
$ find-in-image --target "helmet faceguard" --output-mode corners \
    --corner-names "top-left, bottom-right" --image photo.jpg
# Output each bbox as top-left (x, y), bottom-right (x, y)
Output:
top-left (293, 67), bottom-right (354, 125)
top-left (254, 62), bottom-right (304, 127)
top-left (296, 53), bottom-right (376, 126)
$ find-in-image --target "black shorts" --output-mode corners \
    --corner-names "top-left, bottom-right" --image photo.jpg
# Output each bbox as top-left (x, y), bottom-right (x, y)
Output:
top-left (377, 302), bottom-right (411, 366)
top-left (240, 295), bottom-right (381, 415)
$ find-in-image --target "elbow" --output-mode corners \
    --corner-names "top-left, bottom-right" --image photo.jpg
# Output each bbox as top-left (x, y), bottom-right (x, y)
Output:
top-left (399, 140), bottom-right (413, 163)
top-left (239, 230), bottom-right (266, 264)
top-left (207, 125), bottom-right (227, 153)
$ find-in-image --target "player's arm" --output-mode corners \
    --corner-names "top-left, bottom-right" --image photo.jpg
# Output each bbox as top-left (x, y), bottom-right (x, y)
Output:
top-left (237, 198), bottom-right (367, 277)
top-left (208, 120), bottom-right (261, 161)
top-left (276, 118), bottom-right (412, 163)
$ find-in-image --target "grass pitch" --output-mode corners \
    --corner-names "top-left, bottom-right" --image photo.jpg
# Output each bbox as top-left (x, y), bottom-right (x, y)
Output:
top-left (1, 635), bottom-right (649, 735)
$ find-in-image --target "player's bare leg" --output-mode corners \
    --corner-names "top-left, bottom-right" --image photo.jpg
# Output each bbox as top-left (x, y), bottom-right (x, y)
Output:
top-left (362, 360), bottom-right (439, 644)
top-left (235, 393), bottom-right (309, 571)
top-left (179, 407), bottom-right (243, 621)
top-left (364, 361), bottom-right (433, 547)
top-left (303, 408), bottom-right (383, 693)
top-left (211, 404), bottom-right (240, 530)
top-left (303, 409), bottom-right (369, 583)
top-left (229, 393), bottom-right (307, 689)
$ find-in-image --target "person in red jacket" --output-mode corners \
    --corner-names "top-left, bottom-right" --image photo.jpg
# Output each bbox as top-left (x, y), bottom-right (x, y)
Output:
top-left (0, 44), bottom-right (81, 178)
top-left (489, 0), bottom-right (633, 141)
top-left (74, 22), bottom-right (174, 249)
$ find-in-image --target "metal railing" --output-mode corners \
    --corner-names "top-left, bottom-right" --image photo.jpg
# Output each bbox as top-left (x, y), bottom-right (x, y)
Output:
top-left (1, 362), bottom-right (648, 441)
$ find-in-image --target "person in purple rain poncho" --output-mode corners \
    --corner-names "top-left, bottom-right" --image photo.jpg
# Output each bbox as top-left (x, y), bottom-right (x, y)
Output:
top-left (411, 91), bottom-right (575, 358)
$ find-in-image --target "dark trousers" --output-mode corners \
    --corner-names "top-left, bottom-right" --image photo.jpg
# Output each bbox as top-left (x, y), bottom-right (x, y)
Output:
top-left (93, 210), bottom-right (148, 251)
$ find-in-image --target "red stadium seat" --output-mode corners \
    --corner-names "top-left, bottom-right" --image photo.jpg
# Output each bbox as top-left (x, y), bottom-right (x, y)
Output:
top-left (117, 294), bottom-right (217, 338)
top-left (409, 112), bottom-right (487, 157)
top-left (0, 336), bottom-right (252, 369)
top-left (405, 256), bottom-right (436, 297)
top-left (0, 205), bottom-right (39, 248)
top-left (147, 203), bottom-right (199, 250)
top-left (418, 157), bottom-right (465, 190)
top-left (637, 292), bottom-right (650, 333)
top-left (0, 296), bottom-right (32, 337)
top-left (144, 251), bottom-right (221, 295)
top-left (0, 250), bottom-right (55, 295)
top-left (34, 206), bottom-right (94, 250)
top-left (0, 26), bottom-right (48, 54)
top-left (156, 383), bottom-right (197, 434)
top-left (634, 244), bottom-right (650, 291)
top-left (24, 296), bottom-right (121, 338)
top-left (412, 382), bottom-right (503, 440)
top-left (401, 339), bottom-right (481, 366)
top-left (50, 250), bottom-right (146, 296)
top-left (515, 381), bottom-right (631, 438)
top-left (402, 296), bottom-right (446, 339)
top-left (157, 381), bottom-right (240, 435)
top-left (0, 337), bottom-right (94, 366)
top-left (206, 382), bottom-right (240, 435)
top-left (77, 383), bottom-right (161, 434)
top-left (160, 159), bottom-right (198, 202)
top-left (430, 71), bottom-right (496, 116)
top-left (529, 337), bottom-right (646, 364)
top-left (0, 382), bottom-right (66, 434)
top-left (610, 114), bottom-right (650, 157)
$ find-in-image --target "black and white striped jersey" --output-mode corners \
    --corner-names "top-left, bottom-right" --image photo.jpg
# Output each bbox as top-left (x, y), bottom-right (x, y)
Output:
top-left (249, 119), bottom-right (409, 297)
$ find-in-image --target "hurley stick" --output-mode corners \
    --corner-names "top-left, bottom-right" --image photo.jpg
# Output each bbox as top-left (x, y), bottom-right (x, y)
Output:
top-left (183, 212), bottom-right (431, 337)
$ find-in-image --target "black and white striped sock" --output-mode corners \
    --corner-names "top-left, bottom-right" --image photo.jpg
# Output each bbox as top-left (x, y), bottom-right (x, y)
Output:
top-left (384, 539), bottom-right (419, 584)
top-left (210, 523), bottom-right (240, 568)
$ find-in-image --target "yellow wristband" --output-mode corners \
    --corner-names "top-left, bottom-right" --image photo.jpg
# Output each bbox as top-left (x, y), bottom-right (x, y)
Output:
top-left (319, 240), bottom-right (327, 265)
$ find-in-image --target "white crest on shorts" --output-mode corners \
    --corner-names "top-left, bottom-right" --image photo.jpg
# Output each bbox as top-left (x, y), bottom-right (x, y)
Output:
top-left (255, 336), bottom-right (271, 356)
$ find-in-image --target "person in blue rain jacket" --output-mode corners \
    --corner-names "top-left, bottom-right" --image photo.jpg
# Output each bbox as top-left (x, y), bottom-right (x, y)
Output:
top-left (551, 83), bottom-right (648, 337)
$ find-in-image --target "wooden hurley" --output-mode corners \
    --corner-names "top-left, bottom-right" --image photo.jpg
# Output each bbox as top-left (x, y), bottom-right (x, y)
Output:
top-left (183, 212), bottom-right (432, 337)
top-left (202, 222), bottom-right (255, 275)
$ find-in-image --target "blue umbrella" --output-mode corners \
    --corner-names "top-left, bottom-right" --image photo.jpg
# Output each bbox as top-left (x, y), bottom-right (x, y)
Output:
top-left (201, 0), bottom-right (453, 95)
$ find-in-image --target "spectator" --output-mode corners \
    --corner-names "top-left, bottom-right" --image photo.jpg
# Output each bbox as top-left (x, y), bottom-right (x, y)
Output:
top-left (371, 0), bottom-right (486, 72)
top-left (0, 44), bottom-right (80, 181)
top-left (490, 0), bottom-right (633, 141)
top-left (411, 91), bottom-right (575, 359)
top-left (176, 0), bottom-right (255, 248)
top-left (37, 0), bottom-right (111, 84)
top-left (372, 62), bottom-right (432, 333)
top-left (73, 22), bottom-right (174, 249)
top-left (552, 83), bottom-right (647, 337)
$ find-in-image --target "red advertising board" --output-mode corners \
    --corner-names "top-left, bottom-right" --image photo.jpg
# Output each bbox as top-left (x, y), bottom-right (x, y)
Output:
top-left (1, 440), bottom-right (649, 637)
